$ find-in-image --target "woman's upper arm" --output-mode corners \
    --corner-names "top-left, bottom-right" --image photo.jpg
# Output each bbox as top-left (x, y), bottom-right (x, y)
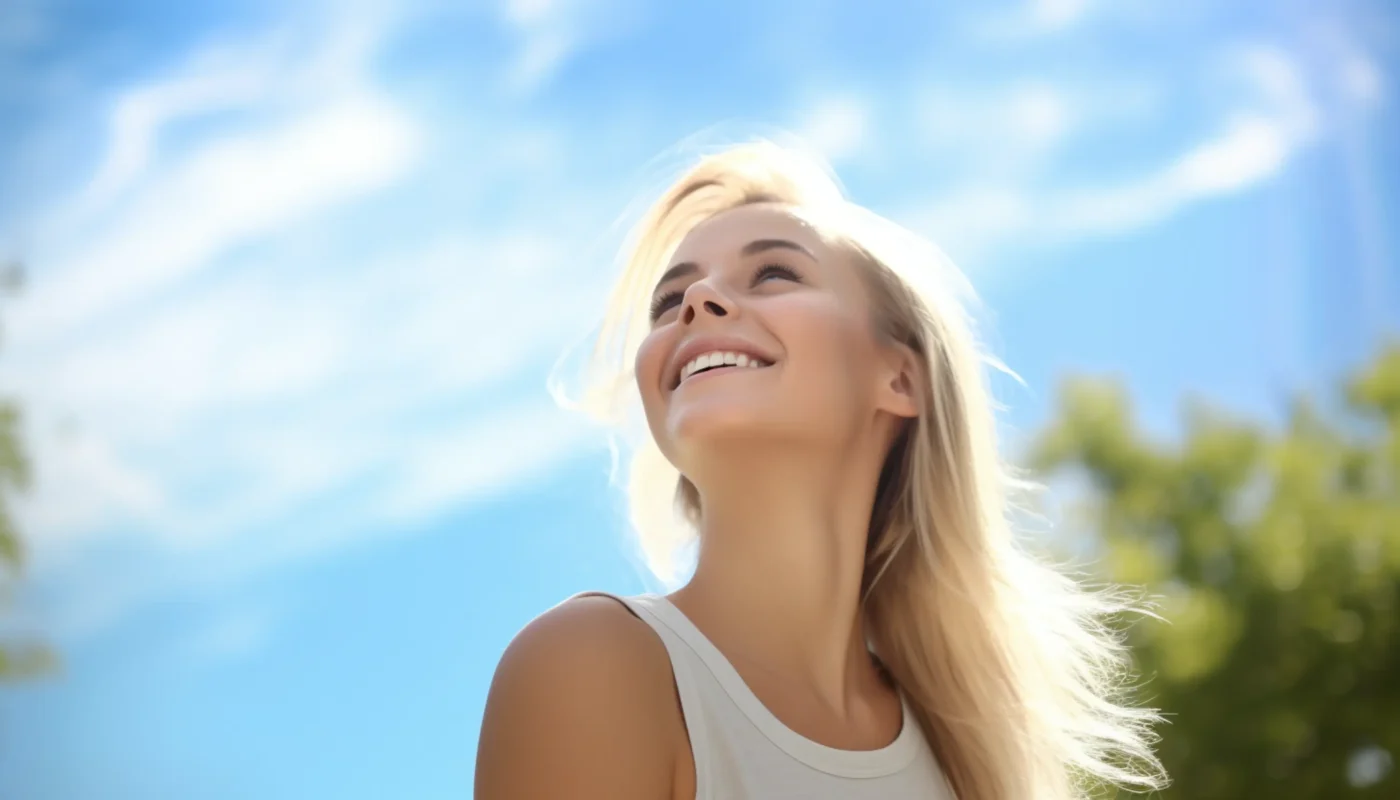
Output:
top-left (474, 597), bottom-right (681, 800)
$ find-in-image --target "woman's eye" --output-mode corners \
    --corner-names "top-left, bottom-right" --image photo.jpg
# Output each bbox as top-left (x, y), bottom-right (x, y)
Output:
top-left (754, 264), bottom-right (800, 284)
top-left (649, 290), bottom-right (683, 322)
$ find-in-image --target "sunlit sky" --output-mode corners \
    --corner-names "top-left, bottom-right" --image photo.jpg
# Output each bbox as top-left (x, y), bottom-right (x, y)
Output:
top-left (0, 0), bottom-right (1395, 797)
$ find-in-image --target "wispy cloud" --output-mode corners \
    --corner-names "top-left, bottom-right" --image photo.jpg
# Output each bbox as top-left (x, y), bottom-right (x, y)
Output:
top-left (13, 223), bottom-right (609, 556)
top-left (181, 604), bottom-right (274, 664)
top-left (918, 81), bottom-right (1089, 176)
top-left (795, 94), bottom-right (871, 162)
top-left (6, 11), bottom-right (618, 642)
top-left (498, 0), bottom-right (638, 94)
top-left (4, 18), bottom-right (426, 559)
top-left (1023, 0), bottom-right (1097, 32)
top-left (1339, 54), bottom-right (1384, 107)
top-left (30, 395), bottom-right (604, 643)
top-left (1054, 114), bottom-right (1296, 230)
top-left (972, 0), bottom-right (1103, 41)
top-left (72, 37), bottom-right (289, 217)
top-left (18, 94), bottom-right (422, 343)
top-left (902, 44), bottom-right (1328, 265)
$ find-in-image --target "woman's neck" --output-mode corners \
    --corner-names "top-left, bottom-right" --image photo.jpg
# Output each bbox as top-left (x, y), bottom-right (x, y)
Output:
top-left (669, 440), bottom-right (889, 713)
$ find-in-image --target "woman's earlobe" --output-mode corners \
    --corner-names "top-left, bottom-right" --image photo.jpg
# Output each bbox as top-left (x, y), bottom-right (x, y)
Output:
top-left (880, 345), bottom-right (921, 419)
top-left (886, 369), bottom-right (921, 418)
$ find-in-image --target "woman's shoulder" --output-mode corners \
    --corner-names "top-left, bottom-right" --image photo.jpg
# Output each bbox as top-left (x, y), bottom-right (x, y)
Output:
top-left (475, 594), bottom-right (685, 798)
top-left (505, 593), bottom-right (673, 680)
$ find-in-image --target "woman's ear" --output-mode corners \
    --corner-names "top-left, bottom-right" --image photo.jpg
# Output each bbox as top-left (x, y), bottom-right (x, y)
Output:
top-left (877, 341), bottom-right (921, 419)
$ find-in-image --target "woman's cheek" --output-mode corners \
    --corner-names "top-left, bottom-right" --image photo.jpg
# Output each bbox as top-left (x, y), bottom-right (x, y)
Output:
top-left (634, 332), bottom-right (670, 402)
top-left (788, 312), bottom-right (879, 406)
top-left (773, 297), bottom-right (864, 364)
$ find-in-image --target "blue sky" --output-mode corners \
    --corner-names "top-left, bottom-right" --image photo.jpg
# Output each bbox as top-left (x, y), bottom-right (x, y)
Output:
top-left (0, 0), bottom-right (1395, 797)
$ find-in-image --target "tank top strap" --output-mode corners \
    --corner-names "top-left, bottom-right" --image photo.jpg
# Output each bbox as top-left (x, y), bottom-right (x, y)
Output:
top-left (567, 591), bottom-right (714, 799)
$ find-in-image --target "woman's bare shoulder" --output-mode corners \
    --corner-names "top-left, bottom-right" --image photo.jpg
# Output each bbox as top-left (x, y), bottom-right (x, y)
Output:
top-left (474, 595), bottom-right (683, 799)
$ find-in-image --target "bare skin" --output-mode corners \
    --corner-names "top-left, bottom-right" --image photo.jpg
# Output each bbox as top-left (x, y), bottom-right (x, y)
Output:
top-left (474, 595), bottom-right (694, 799)
top-left (475, 204), bottom-right (921, 799)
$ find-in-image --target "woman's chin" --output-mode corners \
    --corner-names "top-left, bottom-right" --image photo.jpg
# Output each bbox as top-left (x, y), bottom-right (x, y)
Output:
top-left (666, 399), bottom-right (782, 444)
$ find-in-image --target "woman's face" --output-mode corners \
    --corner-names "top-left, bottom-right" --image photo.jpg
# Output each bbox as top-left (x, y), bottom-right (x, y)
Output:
top-left (635, 203), bottom-right (913, 469)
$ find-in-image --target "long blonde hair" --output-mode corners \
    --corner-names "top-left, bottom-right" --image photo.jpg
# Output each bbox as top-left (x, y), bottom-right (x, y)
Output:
top-left (560, 139), bottom-right (1167, 800)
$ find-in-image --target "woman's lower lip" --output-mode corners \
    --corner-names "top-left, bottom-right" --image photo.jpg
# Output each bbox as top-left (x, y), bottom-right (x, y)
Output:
top-left (677, 364), bottom-right (767, 388)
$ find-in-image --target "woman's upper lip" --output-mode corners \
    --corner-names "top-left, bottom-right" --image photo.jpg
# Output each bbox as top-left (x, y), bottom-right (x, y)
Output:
top-left (668, 336), bottom-right (775, 389)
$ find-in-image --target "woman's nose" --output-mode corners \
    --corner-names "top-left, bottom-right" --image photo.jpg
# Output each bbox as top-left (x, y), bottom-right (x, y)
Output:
top-left (680, 281), bottom-right (734, 325)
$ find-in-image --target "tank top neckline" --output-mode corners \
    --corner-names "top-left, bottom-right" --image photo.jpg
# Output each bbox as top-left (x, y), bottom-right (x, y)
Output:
top-left (632, 592), bottom-right (921, 779)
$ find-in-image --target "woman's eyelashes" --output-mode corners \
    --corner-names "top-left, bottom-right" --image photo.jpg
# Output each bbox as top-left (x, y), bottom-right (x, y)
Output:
top-left (649, 263), bottom-right (805, 323)
top-left (752, 263), bottom-right (801, 284)
top-left (649, 289), bottom-right (683, 322)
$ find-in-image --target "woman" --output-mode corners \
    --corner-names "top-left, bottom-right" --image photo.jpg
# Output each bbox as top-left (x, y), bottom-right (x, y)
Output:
top-left (475, 141), bottom-right (1167, 799)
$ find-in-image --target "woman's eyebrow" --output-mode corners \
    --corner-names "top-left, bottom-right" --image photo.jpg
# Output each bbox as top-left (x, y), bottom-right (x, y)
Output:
top-left (739, 238), bottom-right (815, 260)
top-left (652, 262), bottom-right (698, 294)
top-left (653, 238), bottom-right (816, 293)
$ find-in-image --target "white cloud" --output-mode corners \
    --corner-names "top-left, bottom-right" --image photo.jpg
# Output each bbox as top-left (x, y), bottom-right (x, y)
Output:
top-left (181, 605), bottom-right (273, 664)
top-left (10, 231), bottom-right (612, 639)
top-left (919, 82), bottom-right (1083, 175)
top-left (1049, 113), bottom-right (1296, 234)
top-left (4, 11), bottom-right (623, 643)
top-left (1337, 51), bottom-right (1385, 109)
top-left (506, 29), bottom-right (578, 94)
top-left (1028, 0), bottom-right (1096, 31)
top-left (1010, 87), bottom-right (1075, 148)
top-left (796, 95), bottom-right (870, 162)
top-left (498, 0), bottom-right (631, 94)
top-left (504, 0), bottom-right (571, 27)
top-left (1169, 113), bottom-right (1293, 193)
top-left (11, 226), bottom-right (609, 558)
top-left (1049, 46), bottom-right (1317, 235)
top-left (15, 93), bottom-right (422, 344)
top-left (905, 45), bottom-right (1323, 264)
top-left (23, 395), bottom-right (606, 644)
top-left (1342, 58), bottom-right (1382, 106)
top-left (376, 401), bottom-right (604, 524)
top-left (1231, 45), bottom-right (1318, 141)
top-left (10, 420), bottom-right (168, 562)
top-left (904, 186), bottom-right (1032, 261)
top-left (76, 39), bottom-right (286, 215)
top-left (971, 0), bottom-right (1101, 41)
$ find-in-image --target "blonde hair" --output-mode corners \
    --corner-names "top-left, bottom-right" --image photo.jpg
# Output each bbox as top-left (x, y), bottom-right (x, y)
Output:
top-left (560, 139), bottom-right (1167, 800)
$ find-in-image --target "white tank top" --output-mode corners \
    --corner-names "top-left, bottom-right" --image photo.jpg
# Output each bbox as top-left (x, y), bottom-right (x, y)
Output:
top-left (575, 591), bottom-right (958, 799)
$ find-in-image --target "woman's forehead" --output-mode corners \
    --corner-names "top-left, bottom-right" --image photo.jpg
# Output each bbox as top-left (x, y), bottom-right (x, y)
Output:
top-left (671, 203), bottom-right (830, 260)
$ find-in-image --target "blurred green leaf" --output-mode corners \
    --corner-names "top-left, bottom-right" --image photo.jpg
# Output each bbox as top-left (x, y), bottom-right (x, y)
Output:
top-left (0, 271), bottom-right (55, 683)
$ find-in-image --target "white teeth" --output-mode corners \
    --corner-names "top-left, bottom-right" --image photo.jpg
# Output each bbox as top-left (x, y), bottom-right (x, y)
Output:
top-left (679, 349), bottom-right (769, 383)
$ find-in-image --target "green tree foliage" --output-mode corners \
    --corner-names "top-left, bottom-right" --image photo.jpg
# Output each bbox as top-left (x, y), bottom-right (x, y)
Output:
top-left (0, 400), bottom-right (52, 680)
top-left (0, 261), bottom-right (54, 681)
top-left (1031, 343), bottom-right (1400, 798)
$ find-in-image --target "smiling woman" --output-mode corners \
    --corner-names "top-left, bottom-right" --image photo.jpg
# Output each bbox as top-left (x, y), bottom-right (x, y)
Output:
top-left (474, 140), bottom-right (1169, 800)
